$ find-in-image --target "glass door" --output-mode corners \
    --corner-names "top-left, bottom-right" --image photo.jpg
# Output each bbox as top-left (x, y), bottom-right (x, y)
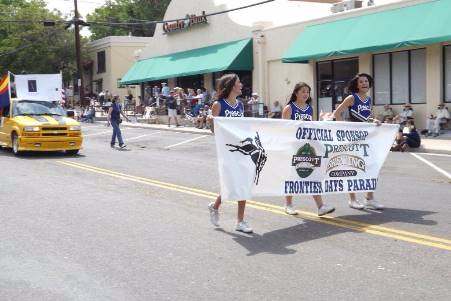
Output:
top-left (316, 58), bottom-right (359, 116)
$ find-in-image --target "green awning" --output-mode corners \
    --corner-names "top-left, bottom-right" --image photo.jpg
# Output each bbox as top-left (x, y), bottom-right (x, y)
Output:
top-left (121, 38), bottom-right (253, 84)
top-left (283, 0), bottom-right (451, 63)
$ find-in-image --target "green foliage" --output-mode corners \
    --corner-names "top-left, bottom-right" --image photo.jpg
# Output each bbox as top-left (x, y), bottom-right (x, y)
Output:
top-left (0, 0), bottom-right (86, 83)
top-left (87, 0), bottom-right (171, 40)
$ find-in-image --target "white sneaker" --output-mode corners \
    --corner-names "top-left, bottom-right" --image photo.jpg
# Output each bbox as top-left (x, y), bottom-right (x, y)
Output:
top-left (318, 204), bottom-right (335, 216)
top-left (208, 202), bottom-right (219, 226)
top-left (364, 199), bottom-right (384, 210)
top-left (285, 204), bottom-right (298, 215)
top-left (349, 200), bottom-right (365, 210)
top-left (235, 221), bottom-right (253, 233)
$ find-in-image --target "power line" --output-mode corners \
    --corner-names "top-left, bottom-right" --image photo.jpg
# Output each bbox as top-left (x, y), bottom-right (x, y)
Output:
top-left (90, 0), bottom-right (275, 25)
top-left (0, 29), bottom-right (58, 57)
top-left (0, 0), bottom-right (275, 27)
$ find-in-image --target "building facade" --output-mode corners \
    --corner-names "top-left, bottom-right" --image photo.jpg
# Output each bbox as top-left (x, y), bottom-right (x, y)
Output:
top-left (85, 36), bottom-right (152, 101)
top-left (121, 0), bottom-right (451, 129)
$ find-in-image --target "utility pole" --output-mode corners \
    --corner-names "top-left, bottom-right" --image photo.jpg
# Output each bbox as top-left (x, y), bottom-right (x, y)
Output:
top-left (74, 0), bottom-right (84, 106)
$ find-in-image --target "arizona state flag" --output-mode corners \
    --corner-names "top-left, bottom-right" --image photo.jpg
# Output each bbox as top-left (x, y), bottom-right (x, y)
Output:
top-left (0, 72), bottom-right (11, 108)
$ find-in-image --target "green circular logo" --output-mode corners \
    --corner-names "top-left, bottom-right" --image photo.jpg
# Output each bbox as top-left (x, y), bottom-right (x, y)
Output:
top-left (294, 143), bottom-right (317, 178)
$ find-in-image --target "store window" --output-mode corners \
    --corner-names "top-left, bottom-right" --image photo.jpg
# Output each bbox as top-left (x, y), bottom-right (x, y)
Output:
top-left (373, 49), bottom-right (426, 105)
top-left (212, 71), bottom-right (252, 98)
top-left (316, 58), bottom-right (358, 115)
top-left (373, 53), bottom-right (390, 104)
top-left (410, 49), bottom-right (426, 104)
top-left (95, 79), bottom-right (103, 93)
top-left (444, 46), bottom-right (451, 103)
top-left (177, 74), bottom-right (204, 91)
top-left (97, 51), bottom-right (106, 74)
top-left (391, 51), bottom-right (409, 104)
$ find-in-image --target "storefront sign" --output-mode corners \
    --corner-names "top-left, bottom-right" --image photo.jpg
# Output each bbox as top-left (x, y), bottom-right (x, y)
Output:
top-left (163, 11), bottom-right (208, 34)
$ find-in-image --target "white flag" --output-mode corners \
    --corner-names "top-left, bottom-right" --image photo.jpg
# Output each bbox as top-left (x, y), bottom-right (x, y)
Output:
top-left (214, 117), bottom-right (398, 201)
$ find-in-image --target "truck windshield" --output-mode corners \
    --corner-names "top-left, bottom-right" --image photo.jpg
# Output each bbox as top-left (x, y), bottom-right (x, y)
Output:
top-left (13, 100), bottom-right (66, 117)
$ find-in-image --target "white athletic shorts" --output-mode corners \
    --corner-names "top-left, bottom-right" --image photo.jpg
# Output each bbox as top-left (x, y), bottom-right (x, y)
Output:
top-left (168, 108), bottom-right (177, 117)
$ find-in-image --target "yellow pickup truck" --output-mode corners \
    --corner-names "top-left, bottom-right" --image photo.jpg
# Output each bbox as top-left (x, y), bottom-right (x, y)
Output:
top-left (0, 99), bottom-right (82, 155)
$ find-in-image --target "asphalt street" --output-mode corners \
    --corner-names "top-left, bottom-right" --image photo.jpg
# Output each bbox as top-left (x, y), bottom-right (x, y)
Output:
top-left (0, 123), bottom-right (450, 301)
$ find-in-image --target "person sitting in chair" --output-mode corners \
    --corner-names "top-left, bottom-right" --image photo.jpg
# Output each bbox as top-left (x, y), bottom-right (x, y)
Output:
top-left (426, 104), bottom-right (450, 137)
top-left (393, 103), bottom-right (414, 125)
top-left (81, 106), bottom-right (95, 123)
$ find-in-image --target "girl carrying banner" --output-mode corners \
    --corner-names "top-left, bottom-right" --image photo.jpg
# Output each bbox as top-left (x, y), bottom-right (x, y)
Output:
top-left (332, 73), bottom-right (384, 210)
top-left (282, 82), bottom-right (335, 216)
top-left (207, 74), bottom-right (253, 233)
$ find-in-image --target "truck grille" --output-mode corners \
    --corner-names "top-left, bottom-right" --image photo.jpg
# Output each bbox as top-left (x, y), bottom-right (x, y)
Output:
top-left (42, 127), bottom-right (67, 131)
top-left (42, 133), bottom-right (67, 136)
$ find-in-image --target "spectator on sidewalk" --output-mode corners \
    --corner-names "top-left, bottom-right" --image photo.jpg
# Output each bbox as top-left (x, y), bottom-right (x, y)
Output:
top-left (195, 89), bottom-right (203, 105)
top-left (81, 106), bottom-right (95, 123)
top-left (166, 90), bottom-right (180, 127)
top-left (202, 87), bottom-right (211, 105)
top-left (161, 82), bottom-right (170, 97)
top-left (247, 92), bottom-right (260, 117)
top-left (380, 104), bottom-right (395, 122)
top-left (394, 103), bottom-right (414, 125)
top-left (98, 90), bottom-right (105, 105)
top-left (187, 88), bottom-right (196, 110)
top-left (196, 104), bottom-right (211, 129)
top-left (105, 90), bottom-right (113, 102)
top-left (391, 120), bottom-right (421, 152)
top-left (268, 101), bottom-right (282, 118)
top-left (152, 85), bottom-right (160, 98)
top-left (426, 103), bottom-right (450, 137)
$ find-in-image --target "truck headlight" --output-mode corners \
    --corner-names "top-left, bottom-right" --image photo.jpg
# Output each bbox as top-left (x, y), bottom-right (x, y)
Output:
top-left (69, 125), bottom-right (81, 131)
top-left (24, 126), bottom-right (40, 132)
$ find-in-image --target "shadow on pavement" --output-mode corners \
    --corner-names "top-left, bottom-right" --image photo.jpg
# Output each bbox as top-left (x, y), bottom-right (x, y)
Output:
top-left (215, 207), bottom-right (438, 256)
top-left (215, 220), bottom-right (348, 257)
top-left (0, 148), bottom-right (86, 159)
top-left (336, 207), bottom-right (438, 226)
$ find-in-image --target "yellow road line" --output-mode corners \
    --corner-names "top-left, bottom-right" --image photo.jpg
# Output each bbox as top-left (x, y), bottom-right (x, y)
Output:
top-left (58, 160), bottom-right (218, 197)
top-left (67, 160), bottom-right (451, 245)
top-left (244, 202), bottom-right (451, 251)
top-left (245, 200), bottom-right (451, 245)
top-left (58, 161), bottom-right (216, 200)
top-left (57, 160), bottom-right (451, 251)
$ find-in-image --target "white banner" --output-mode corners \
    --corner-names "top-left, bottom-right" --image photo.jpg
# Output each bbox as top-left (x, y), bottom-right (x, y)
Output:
top-left (15, 74), bottom-right (62, 102)
top-left (214, 118), bottom-right (398, 201)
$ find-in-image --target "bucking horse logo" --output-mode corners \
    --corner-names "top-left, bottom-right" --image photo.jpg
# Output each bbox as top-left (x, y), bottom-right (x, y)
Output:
top-left (226, 132), bottom-right (267, 185)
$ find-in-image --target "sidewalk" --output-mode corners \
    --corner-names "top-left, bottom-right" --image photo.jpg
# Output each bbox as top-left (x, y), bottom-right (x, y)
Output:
top-left (417, 136), bottom-right (451, 154)
top-left (110, 121), bottom-right (451, 154)
top-left (104, 121), bottom-right (212, 135)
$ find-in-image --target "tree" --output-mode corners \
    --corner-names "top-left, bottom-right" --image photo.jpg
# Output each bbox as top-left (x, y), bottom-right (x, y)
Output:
top-left (87, 0), bottom-right (171, 41)
top-left (0, 0), bottom-right (87, 83)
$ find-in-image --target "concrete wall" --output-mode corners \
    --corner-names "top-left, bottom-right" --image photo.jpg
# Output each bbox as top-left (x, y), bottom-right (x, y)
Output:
top-left (139, 0), bottom-right (253, 59)
top-left (132, 0), bottom-right (447, 130)
top-left (87, 37), bottom-right (151, 101)
top-left (368, 43), bottom-right (443, 130)
top-left (259, 0), bottom-right (446, 128)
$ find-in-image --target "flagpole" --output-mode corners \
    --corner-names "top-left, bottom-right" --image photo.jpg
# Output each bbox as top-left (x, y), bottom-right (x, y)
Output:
top-left (7, 71), bottom-right (11, 100)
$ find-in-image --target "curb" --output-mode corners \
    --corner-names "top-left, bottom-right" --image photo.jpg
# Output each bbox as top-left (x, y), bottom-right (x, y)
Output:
top-left (93, 122), bottom-right (449, 153)
top-left (97, 121), bottom-right (213, 136)
top-left (412, 147), bottom-right (451, 155)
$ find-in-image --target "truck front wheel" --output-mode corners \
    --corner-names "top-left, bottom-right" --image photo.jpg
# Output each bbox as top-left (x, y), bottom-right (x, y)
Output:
top-left (66, 149), bottom-right (79, 156)
top-left (11, 133), bottom-right (21, 156)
